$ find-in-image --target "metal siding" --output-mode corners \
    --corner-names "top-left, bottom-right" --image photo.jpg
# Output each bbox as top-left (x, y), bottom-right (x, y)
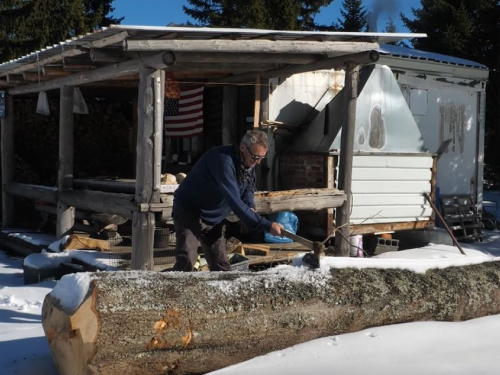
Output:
top-left (347, 154), bottom-right (432, 225)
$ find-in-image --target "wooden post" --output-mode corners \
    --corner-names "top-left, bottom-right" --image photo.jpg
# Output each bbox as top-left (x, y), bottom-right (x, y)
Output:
top-left (132, 67), bottom-right (164, 270)
top-left (1, 94), bottom-right (14, 227)
top-left (253, 74), bottom-right (261, 129)
top-left (131, 94), bottom-right (138, 176)
top-left (325, 155), bottom-right (335, 237)
top-left (222, 86), bottom-right (237, 145)
top-left (56, 86), bottom-right (75, 238)
top-left (334, 62), bottom-right (359, 256)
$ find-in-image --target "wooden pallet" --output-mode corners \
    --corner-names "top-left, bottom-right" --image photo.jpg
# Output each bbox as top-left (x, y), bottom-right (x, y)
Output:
top-left (439, 194), bottom-right (483, 242)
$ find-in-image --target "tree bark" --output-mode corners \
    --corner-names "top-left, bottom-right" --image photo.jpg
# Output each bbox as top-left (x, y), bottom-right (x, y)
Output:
top-left (43, 260), bottom-right (500, 375)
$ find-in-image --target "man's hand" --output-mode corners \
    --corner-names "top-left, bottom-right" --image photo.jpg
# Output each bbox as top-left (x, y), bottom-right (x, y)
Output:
top-left (270, 222), bottom-right (283, 237)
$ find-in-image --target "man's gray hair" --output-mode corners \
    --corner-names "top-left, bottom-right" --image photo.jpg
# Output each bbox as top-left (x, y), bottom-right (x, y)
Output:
top-left (241, 130), bottom-right (269, 148)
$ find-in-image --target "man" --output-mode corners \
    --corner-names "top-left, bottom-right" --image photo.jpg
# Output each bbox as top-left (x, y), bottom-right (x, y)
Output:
top-left (172, 130), bottom-right (282, 271)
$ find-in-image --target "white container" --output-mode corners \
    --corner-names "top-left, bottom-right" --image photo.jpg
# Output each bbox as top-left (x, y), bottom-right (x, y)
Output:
top-left (349, 235), bottom-right (363, 257)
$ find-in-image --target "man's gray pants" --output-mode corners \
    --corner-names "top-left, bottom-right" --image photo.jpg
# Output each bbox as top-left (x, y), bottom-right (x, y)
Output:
top-left (172, 203), bottom-right (231, 272)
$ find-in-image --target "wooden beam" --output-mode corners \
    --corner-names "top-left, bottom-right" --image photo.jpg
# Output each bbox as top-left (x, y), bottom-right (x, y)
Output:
top-left (1, 94), bottom-right (14, 226)
top-left (132, 67), bottom-right (163, 271)
top-left (84, 30), bottom-right (129, 49)
top-left (56, 85), bottom-right (75, 238)
top-left (124, 39), bottom-right (379, 55)
top-left (5, 183), bottom-right (58, 203)
top-left (166, 62), bottom-right (279, 73)
top-left (334, 62), bottom-right (359, 257)
top-left (8, 52), bottom-right (174, 96)
top-left (59, 190), bottom-right (135, 218)
top-left (92, 50), bottom-right (322, 65)
top-left (253, 188), bottom-right (345, 213)
top-left (5, 182), bottom-right (135, 218)
top-left (217, 50), bottom-right (379, 84)
top-left (174, 52), bottom-right (321, 65)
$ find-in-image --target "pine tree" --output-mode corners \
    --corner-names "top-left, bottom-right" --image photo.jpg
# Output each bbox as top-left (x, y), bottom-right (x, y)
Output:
top-left (385, 17), bottom-right (396, 33)
top-left (0, 0), bottom-right (122, 63)
top-left (183, 0), bottom-right (333, 30)
top-left (336, 0), bottom-right (368, 32)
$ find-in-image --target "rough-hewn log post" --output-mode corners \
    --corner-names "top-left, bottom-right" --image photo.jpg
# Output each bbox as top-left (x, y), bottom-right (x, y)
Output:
top-left (1, 93), bottom-right (14, 227)
top-left (42, 260), bottom-right (500, 375)
top-left (56, 86), bottom-right (75, 238)
top-left (132, 67), bottom-right (164, 270)
top-left (335, 62), bottom-right (359, 256)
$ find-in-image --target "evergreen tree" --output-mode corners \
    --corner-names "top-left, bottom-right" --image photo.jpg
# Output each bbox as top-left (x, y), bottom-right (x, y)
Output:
top-left (385, 17), bottom-right (396, 33)
top-left (183, 0), bottom-right (333, 31)
top-left (336, 0), bottom-right (368, 32)
top-left (0, 0), bottom-right (122, 63)
top-left (401, 0), bottom-right (500, 184)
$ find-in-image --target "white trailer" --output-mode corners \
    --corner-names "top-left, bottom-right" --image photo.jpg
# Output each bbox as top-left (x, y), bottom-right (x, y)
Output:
top-left (267, 45), bottom-right (488, 236)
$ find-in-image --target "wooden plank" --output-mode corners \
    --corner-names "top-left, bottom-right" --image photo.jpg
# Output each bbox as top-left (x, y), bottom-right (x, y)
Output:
top-left (350, 220), bottom-right (433, 235)
top-left (1, 94), bottom-right (14, 226)
top-left (56, 86), bottom-right (75, 238)
top-left (335, 62), bottom-right (359, 256)
top-left (253, 189), bottom-right (346, 212)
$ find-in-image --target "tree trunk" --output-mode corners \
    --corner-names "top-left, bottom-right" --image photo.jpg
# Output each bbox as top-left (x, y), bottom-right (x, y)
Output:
top-left (42, 261), bottom-right (500, 375)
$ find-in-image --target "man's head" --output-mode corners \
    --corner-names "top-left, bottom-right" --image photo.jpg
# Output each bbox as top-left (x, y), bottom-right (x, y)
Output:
top-left (239, 130), bottom-right (269, 168)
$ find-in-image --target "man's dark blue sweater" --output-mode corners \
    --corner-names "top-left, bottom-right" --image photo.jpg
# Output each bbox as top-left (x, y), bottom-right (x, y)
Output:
top-left (173, 145), bottom-right (272, 232)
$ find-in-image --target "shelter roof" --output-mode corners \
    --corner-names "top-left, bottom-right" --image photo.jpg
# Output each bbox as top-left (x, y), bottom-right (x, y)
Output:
top-left (0, 25), bottom-right (427, 94)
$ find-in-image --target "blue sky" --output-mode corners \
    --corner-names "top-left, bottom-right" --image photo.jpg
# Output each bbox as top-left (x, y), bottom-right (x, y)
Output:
top-left (110, 0), bottom-right (422, 33)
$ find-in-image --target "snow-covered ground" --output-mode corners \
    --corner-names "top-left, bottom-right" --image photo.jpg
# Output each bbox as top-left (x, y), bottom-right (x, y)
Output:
top-left (1, 228), bottom-right (500, 374)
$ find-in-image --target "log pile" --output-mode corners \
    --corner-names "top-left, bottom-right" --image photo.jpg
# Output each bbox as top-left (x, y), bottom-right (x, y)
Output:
top-left (42, 260), bottom-right (500, 375)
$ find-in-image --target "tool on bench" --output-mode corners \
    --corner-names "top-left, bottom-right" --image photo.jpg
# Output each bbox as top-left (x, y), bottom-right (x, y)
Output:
top-left (281, 229), bottom-right (325, 269)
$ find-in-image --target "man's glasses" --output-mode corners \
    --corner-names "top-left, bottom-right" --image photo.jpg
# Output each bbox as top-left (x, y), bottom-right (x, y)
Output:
top-left (246, 145), bottom-right (267, 161)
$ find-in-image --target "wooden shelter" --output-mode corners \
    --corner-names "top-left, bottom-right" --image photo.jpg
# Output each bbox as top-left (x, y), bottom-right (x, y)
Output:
top-left (0, 26), bottom-right (425, 266)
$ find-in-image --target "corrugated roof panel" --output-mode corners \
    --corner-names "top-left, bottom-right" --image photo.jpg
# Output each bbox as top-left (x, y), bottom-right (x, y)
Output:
top-left (378, 44), bottom-right (488, 70)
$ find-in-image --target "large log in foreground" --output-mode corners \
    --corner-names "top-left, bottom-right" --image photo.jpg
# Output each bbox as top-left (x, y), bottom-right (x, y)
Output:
top-left (42, 261), bottom-right (500, 375)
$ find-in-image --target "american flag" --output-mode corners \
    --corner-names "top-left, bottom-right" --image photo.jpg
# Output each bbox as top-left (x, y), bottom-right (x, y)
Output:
top-left (164, 85), bottom-right (204, 138)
